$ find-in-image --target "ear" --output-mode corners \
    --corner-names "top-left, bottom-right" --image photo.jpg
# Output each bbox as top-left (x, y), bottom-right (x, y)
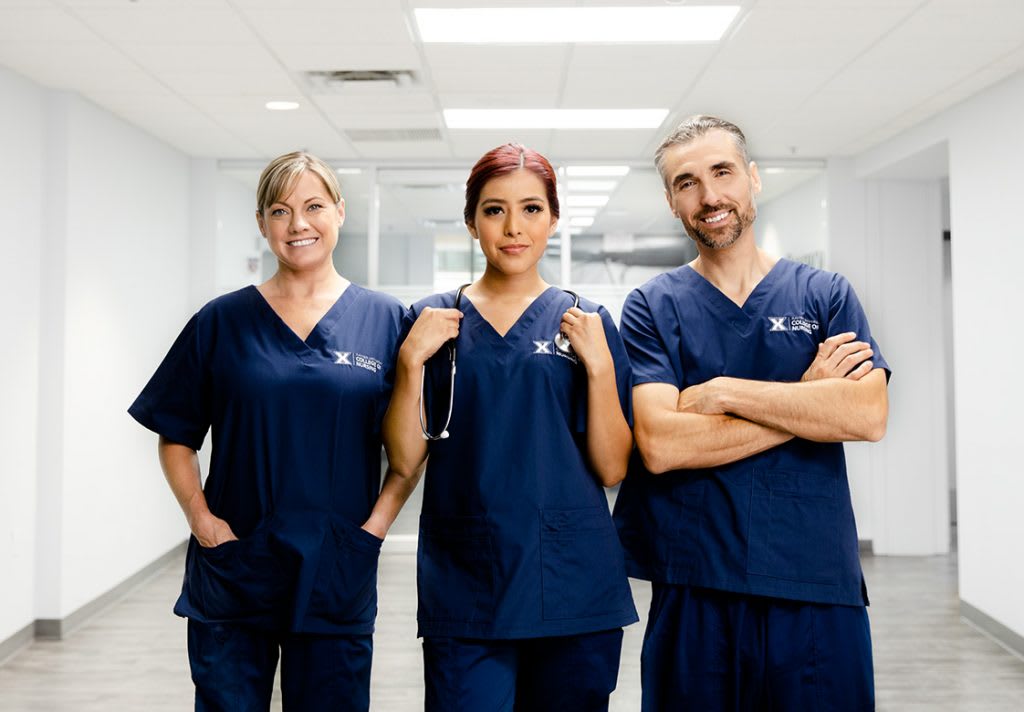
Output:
top-left (664, 188), bottom-right (678, 218)
top-left (749, 161), bottom-right (762, 196)
top-left (548, 217), bottom-right (559, 237)
top-left (336, 197), bottom-right (346, 227)
top-left (466, 221), bottom-right (478, 240)
top-left (256, 210), bottom-right (267, 238)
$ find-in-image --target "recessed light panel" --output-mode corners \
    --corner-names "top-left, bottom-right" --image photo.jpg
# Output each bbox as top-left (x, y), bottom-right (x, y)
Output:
top-left (567, 180), bottom-right (618, 192)
top-left (416, 7), bottom-right (740, 43)
top-left (565, 166), bottom-right (631, 177)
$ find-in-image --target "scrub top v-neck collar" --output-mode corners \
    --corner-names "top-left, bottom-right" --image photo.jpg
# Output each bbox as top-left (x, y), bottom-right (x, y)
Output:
top-left (684, 258), bottom-right (790, 337)
top-left (459, 285), bottom-right (563, 352)
top-left (248, 283), bottom-right (362, 359)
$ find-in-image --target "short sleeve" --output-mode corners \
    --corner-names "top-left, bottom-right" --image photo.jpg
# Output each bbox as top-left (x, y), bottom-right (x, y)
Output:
top-left (619, 288), bottom-right (677, 387)
top-left (828, 274), bottom-right (891, 378)
top-left (128, 313), bottom-right (211, 451)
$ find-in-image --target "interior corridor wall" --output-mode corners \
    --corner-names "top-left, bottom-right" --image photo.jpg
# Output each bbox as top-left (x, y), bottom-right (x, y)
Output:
top-left (855, 69), bottom-right (1024, 637)
top-left (0, 68), bottom-right (44, 646)
top-left (42, 93), bottom-right (192, 618)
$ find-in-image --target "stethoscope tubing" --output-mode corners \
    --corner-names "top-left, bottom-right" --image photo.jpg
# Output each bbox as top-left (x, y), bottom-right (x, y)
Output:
top-left (418, 285), bottom-right (580, 441)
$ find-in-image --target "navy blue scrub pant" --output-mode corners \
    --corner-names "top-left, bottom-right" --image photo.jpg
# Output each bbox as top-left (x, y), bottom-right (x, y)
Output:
top-left (641, 584), bottom-right (874, 712)
top-left (423, 628), bottom-right (624, 712)
top-left (187, 620), bottom-right (372, 712)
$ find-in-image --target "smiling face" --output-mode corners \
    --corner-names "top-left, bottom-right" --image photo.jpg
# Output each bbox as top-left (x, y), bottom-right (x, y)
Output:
top-left (661, 128), bottom-right (761, 251)
top-left (256, 170), bottom-right (345, 273)
top-left (467, 168), bottom-right (558, 277)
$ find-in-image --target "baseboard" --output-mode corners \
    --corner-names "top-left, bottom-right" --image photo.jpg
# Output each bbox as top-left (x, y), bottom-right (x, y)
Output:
top-left (34, 540), bottom-right (187, 641)
top-left (0, 622), bottom-right (35, 665)
top-left (961, 600), bottom-right (1024, 661)
top-left (858, 539), bottom-right (873, 554)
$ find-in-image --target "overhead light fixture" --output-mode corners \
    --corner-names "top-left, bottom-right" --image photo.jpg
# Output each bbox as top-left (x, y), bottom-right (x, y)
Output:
top-left (570, 216), bottom-right (595, 227)
top-left (567, 180), bottom-right (618, 192)
top-left (415, 7), bottom-right (740, 43)
top-left (444, 109), bottom-right (667, 130)
top-left (335, 168), bottom-right (363, 175)
top-left (566, 166), bottom-right (631, 177)
top-left (265, 101), bottom-right (300, 111)
top-left (762, 167), bottom-right (786, 174)
top-left (566, 195), bottom-right (609, 207)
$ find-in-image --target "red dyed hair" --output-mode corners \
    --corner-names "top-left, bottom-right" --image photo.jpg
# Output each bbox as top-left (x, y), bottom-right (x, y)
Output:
top-left (463, 143), bottom-right (560, 224)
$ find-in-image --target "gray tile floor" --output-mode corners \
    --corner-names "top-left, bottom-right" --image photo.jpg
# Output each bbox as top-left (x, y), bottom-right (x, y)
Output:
top-left (1, 551), bottom-right (1022, 710)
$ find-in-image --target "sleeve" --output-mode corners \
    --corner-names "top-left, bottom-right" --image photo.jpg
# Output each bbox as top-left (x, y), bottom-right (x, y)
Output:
top-left (600, 306), bottom-right (634, 428)
top-left (619, 288), bottom-right (678, 387)
top-left (828, 273), bottom-right (891, 379)
top-left (127, 313), bottom-right (211, 451)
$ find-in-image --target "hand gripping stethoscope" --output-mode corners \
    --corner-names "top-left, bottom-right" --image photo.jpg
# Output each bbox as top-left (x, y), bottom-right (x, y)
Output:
top-left (419, 284), bottom-right (580, 440)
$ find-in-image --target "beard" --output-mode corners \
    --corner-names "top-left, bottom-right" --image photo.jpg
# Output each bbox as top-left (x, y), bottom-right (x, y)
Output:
top-left (685, 200), bottom-right (757, 250)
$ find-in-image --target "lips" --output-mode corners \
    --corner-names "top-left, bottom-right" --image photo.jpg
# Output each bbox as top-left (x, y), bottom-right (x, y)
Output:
top-left (700, 209), bottom-right (731, 225)
top-left (500, 244), bottom-right (529, 255)
top-left (287, 237), bottom-right (319, 247)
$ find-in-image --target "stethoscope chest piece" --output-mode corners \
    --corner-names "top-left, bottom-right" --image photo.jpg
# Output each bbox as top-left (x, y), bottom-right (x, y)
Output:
top-left (555, 290), bottom-right (581, 354)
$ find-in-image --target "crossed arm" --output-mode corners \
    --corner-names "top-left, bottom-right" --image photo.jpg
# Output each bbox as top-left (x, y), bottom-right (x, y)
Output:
top-left (634, 333), bottom-right (889, 474)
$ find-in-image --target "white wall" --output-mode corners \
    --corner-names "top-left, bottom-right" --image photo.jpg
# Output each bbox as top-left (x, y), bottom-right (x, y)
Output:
top-left (757, 173), bottom-right (828, 264)
top-left (53, 95), bottom-right (192, 617)
top-left (855, 69), bottom-right (1024, 636)
top-left (215, 173), bottom-right (260, 296)
top-left (0, 68), bottom-right (45, 644)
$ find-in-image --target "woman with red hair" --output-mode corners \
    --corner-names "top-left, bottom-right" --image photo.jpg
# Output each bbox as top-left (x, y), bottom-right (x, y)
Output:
top-left (384, 144), bottom-right (638, 710)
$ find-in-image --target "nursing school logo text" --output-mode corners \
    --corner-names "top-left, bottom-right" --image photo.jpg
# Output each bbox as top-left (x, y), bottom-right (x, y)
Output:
top-left (532, 340), bottom-right (579, 365)
top-left (332, 351), bottom-right (383, 374)
top-left (767, 316), bottom-right (820, 335)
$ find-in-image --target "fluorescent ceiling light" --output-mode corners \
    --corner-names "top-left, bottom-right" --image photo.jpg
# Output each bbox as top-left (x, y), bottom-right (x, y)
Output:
top-left (567, 180), bottom-right (618, 192)
top-left (566, 195), bottom-right (609, 208)
top-left (415, 7), bottom-right (739, 43)
top-left (761, 167), bottom-right (785, 174)
top-left (565, 207), bottom-right (598, 217)
top-left (566, 166), bottom-right (631, 177)
top-left (265, 101), bottom-right (300, 111)
top-left (335, 168), bottom-right (362, 175)
top-left (570, 216), bottom-right (595, 227)
top-left (444, 109), bottom-right (667, 130)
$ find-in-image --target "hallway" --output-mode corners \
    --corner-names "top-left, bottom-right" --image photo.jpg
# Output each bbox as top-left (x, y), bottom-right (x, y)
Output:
top-left (1, 551), bottom-right (1021, 711)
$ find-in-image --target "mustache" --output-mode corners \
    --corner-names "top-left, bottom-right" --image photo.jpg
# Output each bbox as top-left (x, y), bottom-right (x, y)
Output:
top-left (696, 204), bottom-right (734, 219)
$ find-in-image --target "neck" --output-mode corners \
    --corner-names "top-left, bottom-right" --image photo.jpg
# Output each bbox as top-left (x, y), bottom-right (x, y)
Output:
top-left (690, 233), bottom-right (776, 293)
top-left (473, 266), bottom-right (548, 301)
top-left (266, 262), bottom-right (347, 299)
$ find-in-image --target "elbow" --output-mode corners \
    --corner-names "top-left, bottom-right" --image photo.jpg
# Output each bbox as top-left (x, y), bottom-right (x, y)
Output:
top-left (863, 411), bottom-right (888, 442)
top-left (596, 463), bottom-right (627, 488)
top-left (634, 428), bottom-right (671, 475)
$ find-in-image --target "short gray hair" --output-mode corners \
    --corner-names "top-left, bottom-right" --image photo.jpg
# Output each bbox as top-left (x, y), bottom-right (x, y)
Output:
top-left (655, 115), bottom-right (750, 188)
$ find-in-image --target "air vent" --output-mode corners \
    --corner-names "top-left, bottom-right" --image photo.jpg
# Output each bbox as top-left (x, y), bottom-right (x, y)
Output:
top-left (347, 128), bottom-right (443, 142)
top-left (305, 70), bottom-right (418, 93)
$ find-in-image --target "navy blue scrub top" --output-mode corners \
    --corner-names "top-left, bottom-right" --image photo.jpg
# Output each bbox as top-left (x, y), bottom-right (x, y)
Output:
top-left (613, 259), bottom-right (890, 607)
top-left (129, 284), bottom-right (404, 634)
top-left (409, 287), bottom-right (639, 639)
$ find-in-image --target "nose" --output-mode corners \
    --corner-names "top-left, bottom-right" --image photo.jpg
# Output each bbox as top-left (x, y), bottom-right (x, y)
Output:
top-left (504, 213), bottom-right (521, 237)
top-left (699, 183), bottom-right (722, 207)
top-left (289, 210), bottom-right (309, 232)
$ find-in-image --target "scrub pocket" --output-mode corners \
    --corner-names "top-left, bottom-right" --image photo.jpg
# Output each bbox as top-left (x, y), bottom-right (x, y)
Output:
top-left (190, 521), bottom-right (296, 624)
top-left (306, 518), bottom-right (383, 626)
top-left (746, 470), bottom-right (839, 584)
top-left (417, 515), bottom-right (495, 624)
top-left (540, 507), bottom-right (630, 620)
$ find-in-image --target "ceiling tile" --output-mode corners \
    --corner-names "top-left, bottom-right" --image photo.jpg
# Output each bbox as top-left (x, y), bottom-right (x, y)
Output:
top-left (75, 5), bottom-right (254, 44)
top-left (274, 43), bottom-right (421, 72)
top-left (242, 9), bottom-right (412, 45)
top-left (312, 92), bottom-right (437, 116)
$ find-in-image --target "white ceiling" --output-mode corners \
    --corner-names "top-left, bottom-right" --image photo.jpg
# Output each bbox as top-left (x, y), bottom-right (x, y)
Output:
top-left (2, 0), bottom-right (1021, 163)
top-left (2, 0), bottom-right (1019, 239)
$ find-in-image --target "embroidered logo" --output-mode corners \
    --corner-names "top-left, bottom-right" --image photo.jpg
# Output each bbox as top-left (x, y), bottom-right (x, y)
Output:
top-left (532, 339), bottom-right (578, 364)
top-left (767, 316), bottom-right (819, 334)
top-left (332, 351), bottom-right (383, 373)
top-left (533, 340), bottom-right (553, 355)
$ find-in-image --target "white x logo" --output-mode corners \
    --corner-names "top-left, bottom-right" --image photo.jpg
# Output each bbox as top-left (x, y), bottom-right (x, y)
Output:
top-left (768, 317), bottom-right (788, 332)
top-left (333, 351), bottom-right (352, 365)
top-left (533, 341), bottom-right (552, 355)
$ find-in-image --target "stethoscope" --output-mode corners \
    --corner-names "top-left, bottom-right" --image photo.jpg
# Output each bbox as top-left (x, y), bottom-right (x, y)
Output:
top-left (419, 284), bottom-right (580, 440)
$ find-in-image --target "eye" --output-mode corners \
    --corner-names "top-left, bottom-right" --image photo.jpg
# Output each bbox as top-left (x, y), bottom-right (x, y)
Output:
top-left (715, 168), bottom-right (732, 178)
top-left (678, 180), bottom-right (695, 191)
top-left (270, 207), bottom-right (288, 217)
top-left (482, 206), bottom-right (503, 216)
top-left (524, 203), bottom-right (544, 214)
top-left (307, 203), bottom-right (324, 212)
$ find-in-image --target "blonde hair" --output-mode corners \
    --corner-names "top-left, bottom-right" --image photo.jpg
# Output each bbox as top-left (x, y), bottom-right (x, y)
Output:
top-left (256, 151), bottom-right (342, 214)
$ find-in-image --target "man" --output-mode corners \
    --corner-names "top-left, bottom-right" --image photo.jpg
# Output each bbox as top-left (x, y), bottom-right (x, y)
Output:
top-left (613, 115), bottom-right (889, 711)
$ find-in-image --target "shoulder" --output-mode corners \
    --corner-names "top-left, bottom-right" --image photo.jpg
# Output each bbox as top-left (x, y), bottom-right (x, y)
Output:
top-left (199, 285), bottom-right (255, 314)
top-left (350, 284), bottom-right (406, 316)
top-left (410, 290), bottom-right (457, 314)
top-left (780, 258), bottom-right (847, 294)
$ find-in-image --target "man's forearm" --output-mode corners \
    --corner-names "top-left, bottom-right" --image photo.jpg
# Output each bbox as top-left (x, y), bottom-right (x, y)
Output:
top-left (712, 371), bottom-right (888, 442)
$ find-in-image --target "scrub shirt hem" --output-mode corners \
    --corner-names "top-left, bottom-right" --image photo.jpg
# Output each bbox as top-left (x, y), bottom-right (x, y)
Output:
top-left (416, 609), bottom-right (638, 641)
